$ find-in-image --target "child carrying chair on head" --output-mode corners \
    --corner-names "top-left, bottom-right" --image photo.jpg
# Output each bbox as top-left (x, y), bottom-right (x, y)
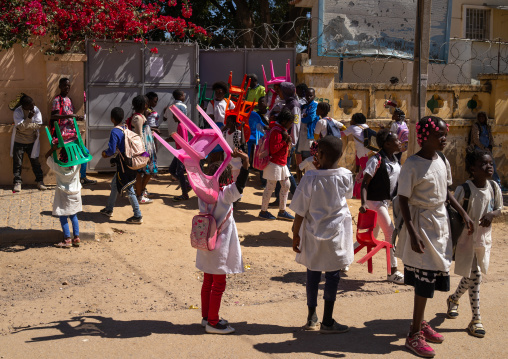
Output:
top-left (291, 136), bottom-right (354, 333)
top-left (197, 150), bottom-right (250, 334)
top-left (446, 148), bottom-right (502, 338)
top-left (396, 116), bottom-right (474, 358)
top-left (45, 144), bottom-right (82, 248)
top-left (360, 128), bottom-right (404, 285)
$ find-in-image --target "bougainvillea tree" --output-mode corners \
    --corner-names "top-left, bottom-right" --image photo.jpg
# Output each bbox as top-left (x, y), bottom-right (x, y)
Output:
top-left (0, 0), bottom-right (208, 53)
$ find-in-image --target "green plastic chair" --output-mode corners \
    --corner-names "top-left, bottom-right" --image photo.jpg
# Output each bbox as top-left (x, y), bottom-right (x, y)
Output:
top-left (198, 82), bottom-right (213, 108)
top-left (45, 118), bottom-right (92, 167)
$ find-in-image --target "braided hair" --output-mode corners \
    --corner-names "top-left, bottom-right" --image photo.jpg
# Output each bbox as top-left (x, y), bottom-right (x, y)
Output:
top-left (208, 162), bottom-right (233, 189)
top-left (465, 147), bottom-right (491, 177)
top-left (376, 128), bottom-right (393, 150)
top-left (415, 116), bottom-right (449, 147)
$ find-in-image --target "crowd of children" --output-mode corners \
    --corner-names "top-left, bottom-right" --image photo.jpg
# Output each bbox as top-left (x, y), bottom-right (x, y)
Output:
top-left (9, 74), bottom-right (504, 357)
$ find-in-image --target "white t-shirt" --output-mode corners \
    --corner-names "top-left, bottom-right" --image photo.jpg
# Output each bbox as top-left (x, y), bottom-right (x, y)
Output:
top-left (299, 156), bottom-right (316, 172)
top-left (314, 117), bottom-right (345, 138)
top-left (364, 154), bottom-right (401, 198)
top-left (206, 99), bottom-right (235, 126)
top-left (342, 124), bottom-right (371, 159)
top-left (289, 168), bottom-right (354, 272)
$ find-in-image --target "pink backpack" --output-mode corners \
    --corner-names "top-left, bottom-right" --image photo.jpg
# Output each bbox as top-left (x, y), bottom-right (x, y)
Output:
top-left (395, 121), bottom-right (409, 152)
top-left (190, 203), bottom-right (232, 251)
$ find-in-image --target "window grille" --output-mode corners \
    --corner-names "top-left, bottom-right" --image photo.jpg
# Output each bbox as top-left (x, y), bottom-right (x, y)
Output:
top-left (465, 8), bottom-right (490, 40)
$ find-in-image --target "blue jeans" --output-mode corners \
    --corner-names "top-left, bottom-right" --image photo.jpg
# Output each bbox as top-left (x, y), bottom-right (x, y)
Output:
top-left (306, 269), bottom-right (341, 307)
top-left (59, 214), bottom-right (79, 238)
top-left (105, 177), bottom-right (142, 217)
top-left (80, 147), bottom-right (90, 179)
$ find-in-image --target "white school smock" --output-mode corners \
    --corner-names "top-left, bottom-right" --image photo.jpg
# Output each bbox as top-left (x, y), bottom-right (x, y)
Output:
top-left (454, 180), bottom-right (503, 278)
top-left (47, 156), bottom-right (82, 216)
top-left (341, 124), bottom-right (370, 159)
top-left (314, 118), bottom-right (345, 138)
top-left (206, 99), bottom-right (235, 126)
top-left (195, 183), bottom-right (244, 275)
top-left (290, 168), bottom-right (354, 272)
top-left (395, 154), bottom-right (453, 272)
top-left (10, 106), bottom-right (43, 158)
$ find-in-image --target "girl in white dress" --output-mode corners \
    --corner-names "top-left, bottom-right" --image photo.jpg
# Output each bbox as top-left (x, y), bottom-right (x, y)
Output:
top-left (396, 116), bottom-right (474, 358)
top-left (45, 144), bottom-right (82, 249)
top-left (196, 150), bottom-right (250, 335)
top-left (446, 148), bottom-right (502, 338)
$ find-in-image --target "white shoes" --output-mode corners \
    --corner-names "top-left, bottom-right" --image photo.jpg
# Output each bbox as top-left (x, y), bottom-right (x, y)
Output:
top-left (37, 181), bottom-right (47, 190)
top-left (205, 323), bottom-right (235, 334)
top-left (138, 196), bottom-right (153, 204)
top-left (387, 271), bottom-right (405, 285)
top-left (201, 318), bottom-right (229, 328)
top-left (13, 183), bottom-right (21, 192)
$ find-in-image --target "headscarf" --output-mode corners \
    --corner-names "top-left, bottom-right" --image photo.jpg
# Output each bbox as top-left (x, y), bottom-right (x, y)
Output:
top-left (279, 82), bottom-right (299, 112)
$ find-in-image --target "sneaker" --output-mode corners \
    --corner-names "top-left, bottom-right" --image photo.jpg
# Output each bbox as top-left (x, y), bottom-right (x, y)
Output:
top-left (80, 177), bottom-right (97, 185)
top-left (126, 216), bottom-right (143, 224)
top-left (201, 318), bottom-right (228, 328)
top-left (143, 189), bottom-right (153, 198)
top-left (319, 320), bottom-right (349, 334)
top-left (387, 271), bottom-right (405, 285)
top-left (259, 211), bottom-right (276, 220)
top-left (304, 318), bottom-right (320, 331)
top-left (277, 211), bottom-right (295, 221)
top-left (37, 181), bottom-right (47, 190)
top-left (100, 208), bottom-right (113, 217)
top-left (405, 331), bottom-right (435, 358)
top-left (340, 266), bottom-right (350, 273)
top-left (13, 183), bottom-right (21, 193)
top-left (173, 194), bottom-right (190, 202)
top-left (421, 321), bottom-right (444, 343)
top-left (205, 322), bottom-right (235, 334)
top-left (55, 238), bottom-right (72, 249)
top-left (268, 200), bottom-right (280, 208)
top-left (138, 196), bottom-right (153, 204)
top-left (72, 237), bottom-right (81, 247)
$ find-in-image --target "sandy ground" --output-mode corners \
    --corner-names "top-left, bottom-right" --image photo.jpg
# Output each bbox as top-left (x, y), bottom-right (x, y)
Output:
top-left (0, 172), bottom-right (507, 358)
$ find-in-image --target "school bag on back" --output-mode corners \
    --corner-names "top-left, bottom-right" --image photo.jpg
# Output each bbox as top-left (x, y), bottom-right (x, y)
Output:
top-left (253, 129), bottom-right (271, 171)
top-left (325, 117), bottom-right (343, 138)
top-left (396, 122), bottom-right (409, 151)
top-left (358, 125), bottom-right (378, 152)
top-left (191, 203), bottom-right (232, 251)
top-left (117, 125), bottom-right (149, 170)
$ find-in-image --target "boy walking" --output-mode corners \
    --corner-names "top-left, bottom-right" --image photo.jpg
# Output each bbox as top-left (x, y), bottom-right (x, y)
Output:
top-left (99, 107), bottom-right (143, 224)
top-left (11, 95), bottom-right (46, 192)
top-left (291, 136), bottom-right (354, 333)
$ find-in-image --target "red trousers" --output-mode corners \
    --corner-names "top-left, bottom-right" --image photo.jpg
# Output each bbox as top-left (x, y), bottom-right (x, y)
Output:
top-left (201, 273), bottom-right (226, 326)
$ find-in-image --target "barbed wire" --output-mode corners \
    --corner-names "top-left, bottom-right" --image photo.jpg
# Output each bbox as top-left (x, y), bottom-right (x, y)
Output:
top-left (195, 16), bottom-right (508, 85)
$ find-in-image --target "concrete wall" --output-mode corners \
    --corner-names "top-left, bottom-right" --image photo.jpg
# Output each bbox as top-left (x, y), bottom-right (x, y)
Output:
top-left (0, 43), bottom-right (86, 186)
top-left (296, 66), bottom-right (508, 188)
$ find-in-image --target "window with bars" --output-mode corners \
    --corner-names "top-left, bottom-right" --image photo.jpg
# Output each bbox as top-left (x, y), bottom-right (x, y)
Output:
top-left (465, 8), bottom-right (491, 40)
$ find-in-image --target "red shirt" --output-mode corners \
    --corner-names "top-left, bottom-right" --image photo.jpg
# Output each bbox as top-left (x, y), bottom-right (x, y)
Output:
top-left (269, 123), bottom-right (289, 166)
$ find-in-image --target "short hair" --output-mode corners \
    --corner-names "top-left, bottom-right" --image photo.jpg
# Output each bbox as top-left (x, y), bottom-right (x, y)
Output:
top-left (111, 107), bottom-right (124, 124)
top-left (132, 95), bottom-right (147, 113)
top-left (296, 83), bottom-right (309, 93)
top-left (146, 91), bottom-right (158, 101)
top-left (307, 87), bottom-right (315, 94)
top-left (257, 96), bottom-right (266, 103)
top-left (376, 128), bottom-right (394, 150)
top-left (20, 95), bottom-right (34, 107)
top-left (317, 102), bottom-right (330, 116)
top-left (318, 135), bottom-right (343, 165)
top-left (477, 111), bottom-right (488, 121)
top-left (208, 162), bottom-right (233, 188)
top-left (465, 147), bottom-right (491, 177)
top-left (173, 90), bottom-right (184, 100)
top-left (59, 78), bottom-right (70, 86)
top-left (416, 116), bottom-right (447, 147)
top-left (212, 81), bottom-right (228, 94)
top-left (352, 113), bottom-right (366, 124)
top-left (393, 108), bottom-right (405, 117)
top-left (277, 108), bottom-right (294, 127)
top-left (247, 73), bottom-right (258, 81)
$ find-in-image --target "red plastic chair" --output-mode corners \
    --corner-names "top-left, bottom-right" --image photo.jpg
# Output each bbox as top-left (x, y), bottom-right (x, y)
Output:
top-left (354, 209), bottom-right (392, 275)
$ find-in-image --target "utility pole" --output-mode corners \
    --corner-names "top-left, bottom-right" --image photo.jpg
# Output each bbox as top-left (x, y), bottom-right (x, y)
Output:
top-left (409, 0), bottom-right (432, 155)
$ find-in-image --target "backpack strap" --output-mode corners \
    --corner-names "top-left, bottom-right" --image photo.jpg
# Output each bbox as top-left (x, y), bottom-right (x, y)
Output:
top-left (217, 207), bottom-right (233, 235)
top-left (488, 179), bottom-right (498, 203)
top-left (461, 182), bottom-right (471, 213)
top-left (437, 151), bottom-right (446, 163)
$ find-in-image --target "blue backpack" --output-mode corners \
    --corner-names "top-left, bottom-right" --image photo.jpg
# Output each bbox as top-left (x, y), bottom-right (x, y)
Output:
top-left (325, 117), bottom-right (343, 138)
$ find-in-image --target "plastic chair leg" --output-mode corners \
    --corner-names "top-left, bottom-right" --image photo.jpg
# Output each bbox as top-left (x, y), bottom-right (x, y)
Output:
top-left (386, 246), bottom-right (392, 275)
top-left (354, 244), bottom-right (366, 255)
top-left (368, 257), bottom-right (373, 274)
top-left (357, 243), bottom-right (385, 264)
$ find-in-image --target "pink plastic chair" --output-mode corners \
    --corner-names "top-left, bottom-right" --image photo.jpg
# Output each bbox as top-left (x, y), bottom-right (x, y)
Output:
top-left (153, 105), bottom-right (232, 204)
top-left (354, 209), bottom-right (392, 275)
top-left (262, 59), bottom-right (291, 110)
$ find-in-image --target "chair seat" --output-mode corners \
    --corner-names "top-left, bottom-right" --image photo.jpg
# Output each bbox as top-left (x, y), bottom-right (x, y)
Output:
top-left (45, 118), bottom-right (92, 167)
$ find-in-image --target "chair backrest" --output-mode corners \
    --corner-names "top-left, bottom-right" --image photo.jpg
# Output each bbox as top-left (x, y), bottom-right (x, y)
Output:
top-left (228, 72), bottom-right (249, 97)
top-left (356, 209), bottom-right (378, 245)
top-left (44, 119), bottom-right (92, 167)
top-left (262, 59), bottom-right (291, 88)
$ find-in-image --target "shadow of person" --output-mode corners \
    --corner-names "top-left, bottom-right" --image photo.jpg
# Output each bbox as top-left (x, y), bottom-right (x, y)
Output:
top-left (14, 315), bottom-right (205, 342)
top-left (241, 230), bottom-right (291, 247)
top-left (251, 319), bottom-right (409, 357)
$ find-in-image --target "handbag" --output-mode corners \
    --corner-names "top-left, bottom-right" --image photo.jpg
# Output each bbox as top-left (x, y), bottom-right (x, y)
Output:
top-left (190, 203), bottom-right (232, 251)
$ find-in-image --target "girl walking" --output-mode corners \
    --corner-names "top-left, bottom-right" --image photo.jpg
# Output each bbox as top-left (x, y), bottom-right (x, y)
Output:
top-left (446, 148), bottom-right (502, 338)
top-left (396, 116), bottom-right (474, 357)
top-left (45, 144), bottom-right (82, 248)
top-left (259, 109), bottom-right (295, 221)
top-left (360, 128), bottom-right (404, 284)
top-left (197, 150), bottom-right (250, 334)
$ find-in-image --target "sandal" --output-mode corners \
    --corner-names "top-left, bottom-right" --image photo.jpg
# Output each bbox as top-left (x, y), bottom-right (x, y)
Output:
top-left (55, 238), bottom-right (72, 249)
top-left (72, 236), bottom-right (81, 247)
top-left (468, 320), bottom-right (486, 338)
top-left (446, 295), bottom-right (459, 319)
top-left (173, 194), bottom-right (189, 202)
